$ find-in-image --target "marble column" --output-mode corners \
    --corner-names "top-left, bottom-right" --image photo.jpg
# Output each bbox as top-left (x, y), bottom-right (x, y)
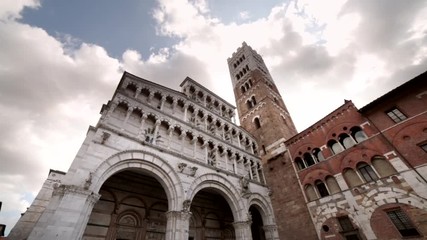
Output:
top-left (263, 224), bottom-right (280, 240)
top-left (165, 211), bottom-right (192, 240)
top-left (233, 221), bottom-right (252, 240)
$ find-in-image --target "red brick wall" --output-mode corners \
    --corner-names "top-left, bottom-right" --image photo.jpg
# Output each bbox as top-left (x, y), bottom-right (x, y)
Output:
top-left (370, 203), bottom-right (427, 240)
top-left (264, 154), bottom-right (318, 240)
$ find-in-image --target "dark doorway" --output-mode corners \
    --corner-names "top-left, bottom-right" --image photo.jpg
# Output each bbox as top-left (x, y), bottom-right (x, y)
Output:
top-left (250, 206), bottom-right (266, 240)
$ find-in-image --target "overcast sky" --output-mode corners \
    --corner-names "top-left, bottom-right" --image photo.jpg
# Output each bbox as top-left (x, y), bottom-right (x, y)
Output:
top-left (1, 0), bottom-right (426, 234)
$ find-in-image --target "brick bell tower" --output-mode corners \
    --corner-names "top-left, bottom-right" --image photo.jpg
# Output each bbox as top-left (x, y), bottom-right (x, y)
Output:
top-left (227, 42), bottom-right (297, 160)
top-left (228, 42), bottom-right (318, 239)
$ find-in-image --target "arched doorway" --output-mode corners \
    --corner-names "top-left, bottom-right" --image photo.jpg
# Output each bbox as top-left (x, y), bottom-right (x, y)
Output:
top-left (249, 206), bottom-right (265, 240)
top-left (189, 188), bottom-right (235, 240)
top-left (82, 170), bottom-right (168, 239)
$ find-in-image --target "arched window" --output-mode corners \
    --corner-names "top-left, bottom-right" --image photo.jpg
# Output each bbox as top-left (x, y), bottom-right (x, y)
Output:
top-left (113, 102), bottom-right (129, 119)
top-left (325, 176), bottom-right (341, 194)
top-left (371, 156), bottom-right (397, 177)
top-left (295, 157), bottom-right (305, 170)
top-left (251, 96), bottom-right (257, 106)
top-left (246, 100), bottom-right (252, 110)
top-left (240, 86), bottom-right (246, 94)
top-left (313, 148), bottom-right (325, 161)
top-left (303, 153), bottom-right (316, 167)
top-left (351, 126), bottom-right (367, 143)
top-left (254, 117), bottom-right (261, 129)
top-left (328, 140), bottom-right (343, 155)
top-left (315, 180), bottom-right (330, 197)
top-left (305, 184), bottom-right (317, 201)
top-left (339, 133), bottom-right (355, 149)
top-left (357, 162), bottom-right (378, 182)
top-left (125, 83), bottom-right (137, 96)
top-left (343, 168), bottom-right (363, 187)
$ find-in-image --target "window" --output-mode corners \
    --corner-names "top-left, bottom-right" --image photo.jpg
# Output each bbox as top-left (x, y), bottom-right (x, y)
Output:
top-left (350, 127), bottom-right (367, 143)
top-left (305, 184), bottom-right (317, 201)
top-left (303, 153), bottom-right (316, 166)
top-left (386, 209), bottom-right (420, 237)
top-left (313, 148), bottom-right (325, 161)
top-left (338, 216), bottom-right (355, 232)
top-left (357, 163), bottom-right (378, 182)
top-left (339, 133), bottom-right (355, 149)
top-left (343, 168), bottom-right (363, 187)
top-left (337, 216), bottom-right (361, 240)
top-left (386, 108), bottom-right (407, 123)
top-left (254, 117), bottom-right (261, 129)
top-left (325, 176), bottom-right (341, 194)
top-left (251, 96), bottom-right (257, 105)
top-left (315, 180), bottom-right (330, 197)
top-left (295, 157), bottom-right (305, 170)
top-left (419, 142), bottom-right (427, 152)
top-left (328, 140), bottom-right (343, 154)
top-left (371, 156), bottom-right (397, 177)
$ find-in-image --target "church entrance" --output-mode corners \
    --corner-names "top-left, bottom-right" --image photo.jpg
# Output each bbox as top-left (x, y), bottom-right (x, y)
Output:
top-left (189, 188), bottom-right (235, 240)
top-left (82, 170), bottom-right (168, 240)
top-left (250, 206), bottom-right (266, 240)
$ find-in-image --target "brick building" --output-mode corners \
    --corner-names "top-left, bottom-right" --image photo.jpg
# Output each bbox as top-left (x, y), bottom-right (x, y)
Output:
top-left (7, 43), bottom-right (427, 240)
top-left (282, 71), bottom-right (427, 240)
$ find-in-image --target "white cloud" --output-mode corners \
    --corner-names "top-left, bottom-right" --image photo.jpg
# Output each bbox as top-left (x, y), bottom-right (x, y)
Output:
top-left (1, 0), bottom-right (427, 235)
top-left (0, 0), bottom-right (40, 21)
top-left (239, 11), bottom-right (250, 20)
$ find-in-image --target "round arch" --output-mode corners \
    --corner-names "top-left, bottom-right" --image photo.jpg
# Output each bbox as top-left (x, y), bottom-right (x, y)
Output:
top-left (187, 173), bottom-right (245, 221)
top-left (247, 193), bottom-right (275, 226)
top-left (91, 150), bottom-right (184, 211)
top-left (339, 148), bottom-right (384, 171)
top-left (359, 186), bottom-right (426, 214)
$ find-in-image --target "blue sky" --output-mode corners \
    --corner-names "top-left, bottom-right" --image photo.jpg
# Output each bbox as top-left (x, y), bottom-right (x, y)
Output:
top-left (1, 0), bottom-right (427, 235)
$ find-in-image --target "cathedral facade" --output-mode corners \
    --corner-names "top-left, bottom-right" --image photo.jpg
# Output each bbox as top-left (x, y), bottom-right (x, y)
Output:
top-left (8, 43), bottom-right (427, 240)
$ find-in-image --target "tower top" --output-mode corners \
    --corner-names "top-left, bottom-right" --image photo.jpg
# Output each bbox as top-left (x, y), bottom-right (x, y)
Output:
top-left (227, 42), bottom-right (273, 87)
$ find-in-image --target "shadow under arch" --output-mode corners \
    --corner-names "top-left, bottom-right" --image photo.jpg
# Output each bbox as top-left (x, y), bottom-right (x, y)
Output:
top-left (91, 150), bottom-right (184, 211)
top-left (187, 173), bottom-right (244, 221)
top-left (247, 193), bottom-right (275, 226)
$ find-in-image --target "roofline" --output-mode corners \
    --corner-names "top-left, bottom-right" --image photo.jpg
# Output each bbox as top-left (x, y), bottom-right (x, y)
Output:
top-left (359, 70), bottom-right (427, 113)
top-left (180, 76), bottom-right (236, 109)
top-left (286, 100), bottom-right (355, 144)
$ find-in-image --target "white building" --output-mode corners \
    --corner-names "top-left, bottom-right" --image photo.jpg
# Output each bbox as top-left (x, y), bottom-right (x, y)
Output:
top-left (8, 72), bottom-right (278, 240)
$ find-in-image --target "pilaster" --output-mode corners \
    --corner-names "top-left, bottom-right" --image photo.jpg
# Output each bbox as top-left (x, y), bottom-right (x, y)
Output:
top-left (263, 224), bottom-right (280, 240)
top-left (28, 185), bottom-right (100, 240)
top-left (165, 210), bottom-right (192, 240)
top-left (233, 221), bottom-right (252, 240)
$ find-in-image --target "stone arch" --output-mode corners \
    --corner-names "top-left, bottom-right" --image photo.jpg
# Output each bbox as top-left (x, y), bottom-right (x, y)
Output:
top-left (323, 120), bottom-right (360, 143)
top-left (301, 168), bottom-right (333, 186)
top-left (187, 173), bottom-right (244, 221)
top-left (247, 193), bottom-right (275, 225)
top-left (340, 148), bottom-right (383, 171)
top-left (359, 186), bottom-right (427, 212)
top-left (91, 150), bottom-right (184, 211)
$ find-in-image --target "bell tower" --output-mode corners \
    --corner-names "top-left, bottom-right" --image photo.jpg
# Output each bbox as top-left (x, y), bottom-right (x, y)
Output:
top-left (228, 42), bottom-right (318, 240)
top-left (227, 42), bottom-right (297, 162)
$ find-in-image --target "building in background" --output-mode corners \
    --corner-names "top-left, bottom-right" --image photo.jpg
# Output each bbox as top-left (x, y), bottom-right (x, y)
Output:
top-left (282, 72), bottom-right (427, 239)
top-left (228, 42), bottom-right (427, 240)
top-left (8, 43), bottom-right (427, 240)
top-left (227, 42), bottom-right (318, 239)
